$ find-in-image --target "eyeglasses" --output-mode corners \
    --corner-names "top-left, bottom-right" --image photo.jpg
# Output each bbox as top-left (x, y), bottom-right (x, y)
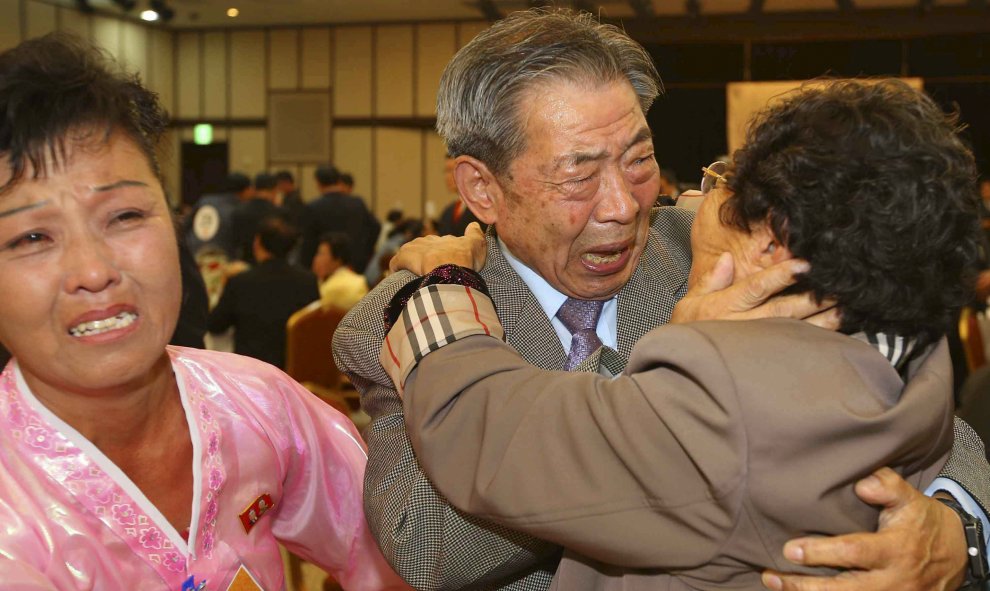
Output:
top-left (700, 161), bottom-right (728, 195)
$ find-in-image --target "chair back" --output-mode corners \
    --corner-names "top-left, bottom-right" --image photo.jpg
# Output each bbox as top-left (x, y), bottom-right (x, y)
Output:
top-left (959, 305), bottom-right (987, 373)
top-left (285, 300), bottom-right (346, 390)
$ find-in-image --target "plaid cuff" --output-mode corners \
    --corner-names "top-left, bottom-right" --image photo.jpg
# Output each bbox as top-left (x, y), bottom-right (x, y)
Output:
top-left (383, 264), bottom-right (490, 333)
top-left (380, 284), bottom-right (504, 396)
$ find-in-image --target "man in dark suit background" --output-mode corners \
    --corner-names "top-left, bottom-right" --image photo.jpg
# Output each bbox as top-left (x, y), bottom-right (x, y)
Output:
top-left (332, 9), bottom-right (990, 591)
top-left (185, 171), bottom-right (252, 260)
top-left (208, 215), bottom-right (319, 369)
top-left (298, 165), bottom-right (380, 273)
top-left (231, 172), bottom-right (281, 265)
top-left (275, 169), bottom-right (306, 227)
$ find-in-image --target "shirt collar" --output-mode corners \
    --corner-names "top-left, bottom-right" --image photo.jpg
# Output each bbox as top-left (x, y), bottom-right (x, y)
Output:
top-left (849, 331), bottom-right (919, 374)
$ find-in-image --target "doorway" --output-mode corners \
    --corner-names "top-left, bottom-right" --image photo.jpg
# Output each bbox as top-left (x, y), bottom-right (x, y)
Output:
top-left (181, 142), bottom-right (229, 209)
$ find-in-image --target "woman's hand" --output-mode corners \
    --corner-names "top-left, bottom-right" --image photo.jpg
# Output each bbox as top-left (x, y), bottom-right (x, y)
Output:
top-left (389, 222), bottom-right (487, 275)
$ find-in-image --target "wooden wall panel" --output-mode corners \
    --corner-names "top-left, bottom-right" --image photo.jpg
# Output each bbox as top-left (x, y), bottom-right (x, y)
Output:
top-left (25, 1), bottom-right (57, 40)
top-left (162, 129), bottom-right (181, 208)
top-left (203, 32), bottom-right (228, 119)
top-left (725, 78), bottom-right (922, 153)
top-left (423, 131), bottom-right (453, 221)
top-left (229, 127), bottom-right (267, 176)
top-left (333, 27), bottom-right (373, 117)
top-left (58, 6), bottom-right (91, 41)
top-left (375, 25), bottom-right (414, 116)
top-left (147, 28), bottom-right (175, 116)
top-left (268, 29), bottom-right (299, 90)
top-left (457, 22), bottom-right (488, 49)
top-left (415, 24), bottom-right (456, 117)
top-left (0, 2), bottom-right (21, 51)
top-left (375, 128), bottom-right (422, 218)
top-left (229, 31), bottom-right (266, 118)
top-left (119, 21), bottom-right (148, 82)
top-left (301, 28), bottom-right (331, 89)
top-left (92, 15), bottom-right (121, 58)
top-left (333, 127), bottom-right (374, 207)
top-left (764, 0), bottom-right (833, 9)
top-left (176, 32), bottom-right (201, 119)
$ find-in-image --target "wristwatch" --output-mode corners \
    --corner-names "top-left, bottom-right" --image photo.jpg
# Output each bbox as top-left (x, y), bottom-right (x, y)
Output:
top-left (936, 495), bottom-right (989, 589)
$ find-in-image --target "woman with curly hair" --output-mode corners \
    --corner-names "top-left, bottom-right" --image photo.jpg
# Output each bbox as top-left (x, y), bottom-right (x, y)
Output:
top-left (379, 79), bottom-right (984, 589)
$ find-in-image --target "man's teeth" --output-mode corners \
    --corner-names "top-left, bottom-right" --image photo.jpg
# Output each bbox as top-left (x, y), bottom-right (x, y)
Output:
top-left (69, 312), bottom-right (137, 337)
top-left (583, 251), bottom-right (622, 264)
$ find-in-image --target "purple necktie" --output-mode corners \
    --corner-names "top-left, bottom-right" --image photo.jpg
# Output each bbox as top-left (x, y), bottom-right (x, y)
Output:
top-left (557, 298), bottom-right (605, 371)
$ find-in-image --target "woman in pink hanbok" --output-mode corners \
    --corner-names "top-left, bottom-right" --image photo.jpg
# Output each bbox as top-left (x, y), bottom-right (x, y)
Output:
top-left (0, 34), bottom-right (408, 591)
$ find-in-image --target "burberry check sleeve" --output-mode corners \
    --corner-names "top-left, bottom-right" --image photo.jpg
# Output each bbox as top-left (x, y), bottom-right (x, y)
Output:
top-left (381, 282), bottom-right (504, 395)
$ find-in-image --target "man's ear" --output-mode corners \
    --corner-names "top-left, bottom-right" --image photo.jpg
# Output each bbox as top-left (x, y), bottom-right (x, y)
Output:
top-left (453, 155), bottom-right (504, 225)
top-left (752, 223), bottom-right (793, 268)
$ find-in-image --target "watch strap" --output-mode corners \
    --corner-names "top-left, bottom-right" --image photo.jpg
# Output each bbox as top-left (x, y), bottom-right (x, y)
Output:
top-left (937, 494), bottom-right (989, 587)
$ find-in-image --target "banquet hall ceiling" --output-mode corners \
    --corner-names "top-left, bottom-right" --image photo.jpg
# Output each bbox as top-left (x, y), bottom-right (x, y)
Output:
top-left (64, 0), bottom-right (978, 28)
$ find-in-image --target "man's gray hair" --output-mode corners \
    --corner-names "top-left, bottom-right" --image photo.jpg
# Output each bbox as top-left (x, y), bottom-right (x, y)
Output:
top-left (436, 8), bottom-right (661, 177)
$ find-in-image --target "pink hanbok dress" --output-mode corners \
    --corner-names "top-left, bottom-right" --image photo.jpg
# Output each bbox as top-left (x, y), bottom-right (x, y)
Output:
top-left (0, 346), bottom-right (409, 591)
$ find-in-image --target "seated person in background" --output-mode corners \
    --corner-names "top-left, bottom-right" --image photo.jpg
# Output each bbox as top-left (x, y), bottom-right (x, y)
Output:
top-left (383, 80), bottom-right (988, 590)
top-left (313, 231), bottom-right (369, 311)
top-left (374, 208), bottom-right (405, 252)
top-left (0, 33), bottom-right (406, 590)
top-left (364, 218), bottom-right (427, 287)
top-left (209, 215), bottom-right (319, 369)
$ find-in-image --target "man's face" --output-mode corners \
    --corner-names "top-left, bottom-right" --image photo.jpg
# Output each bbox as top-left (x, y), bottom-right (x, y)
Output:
top-left (492, 79), bottom-right (659, 300)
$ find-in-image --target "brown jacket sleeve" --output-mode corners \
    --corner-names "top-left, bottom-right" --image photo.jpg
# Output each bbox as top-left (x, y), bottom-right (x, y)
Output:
top-left (403, 325), bottom-right (747, 570)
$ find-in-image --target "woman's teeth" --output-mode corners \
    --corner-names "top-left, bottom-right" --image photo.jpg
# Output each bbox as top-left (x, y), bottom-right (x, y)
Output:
top-left (69, 312), bottom-right (137, 337)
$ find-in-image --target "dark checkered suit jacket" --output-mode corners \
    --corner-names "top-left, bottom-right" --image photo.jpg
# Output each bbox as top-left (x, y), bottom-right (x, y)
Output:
top-left (332, 205), bottom-right (990, 590)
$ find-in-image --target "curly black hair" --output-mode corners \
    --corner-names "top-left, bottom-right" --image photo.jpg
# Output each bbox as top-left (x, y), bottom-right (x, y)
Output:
top-left (0, 33), bottom-right (169, 195)
top-left (725, 79), bottom-right (982, 347)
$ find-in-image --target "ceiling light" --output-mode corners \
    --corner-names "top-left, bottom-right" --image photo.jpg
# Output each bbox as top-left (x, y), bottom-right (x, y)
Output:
top-left (140, 9), bottom-right (159, 21)
top-left (227, 7), bottom-right (239, 17)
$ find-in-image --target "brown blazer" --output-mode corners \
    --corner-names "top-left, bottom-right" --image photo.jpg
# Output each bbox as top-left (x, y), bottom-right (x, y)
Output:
top-left (403, 319), bottom-right (955, 590)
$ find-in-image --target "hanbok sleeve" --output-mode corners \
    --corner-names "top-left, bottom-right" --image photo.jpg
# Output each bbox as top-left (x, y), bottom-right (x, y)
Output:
top-left (267, 374), bottom-right (410, 591)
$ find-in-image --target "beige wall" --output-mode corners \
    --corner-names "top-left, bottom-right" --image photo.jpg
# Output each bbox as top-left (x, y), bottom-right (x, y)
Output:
top-left (2, 2), bottom-right (490, 223)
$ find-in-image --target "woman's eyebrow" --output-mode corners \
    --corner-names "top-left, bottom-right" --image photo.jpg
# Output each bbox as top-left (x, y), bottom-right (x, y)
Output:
top-left (0, 200), bottom-right (49, 219)
top-left (91, 180), bottom-right (148, 192)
